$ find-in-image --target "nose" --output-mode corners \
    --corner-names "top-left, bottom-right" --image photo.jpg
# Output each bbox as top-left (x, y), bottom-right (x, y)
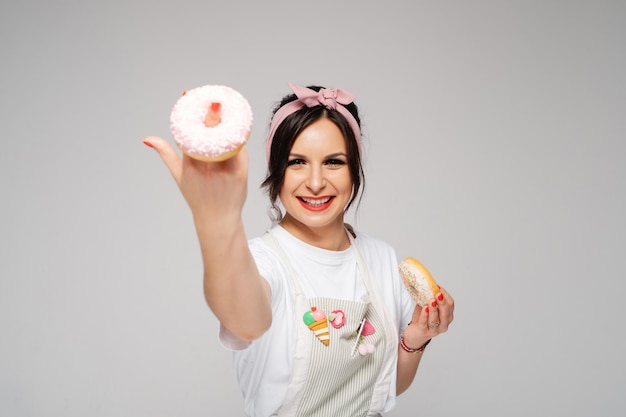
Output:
top-left (305, 165), bottom-right (326, 193)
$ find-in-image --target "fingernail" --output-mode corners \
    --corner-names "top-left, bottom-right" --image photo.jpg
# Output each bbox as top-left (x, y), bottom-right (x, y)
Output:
top-left (182, 90), bottom-right (187, 96)
top-left (143, 139), bottom-right (154, 148)
top-left (205, 102), bottom-right (222, 127)
top-left (431, 300), bottom-right (438, 308)
top-left (424, 306), bottom-right (429, 313)
top-left (437, 293), bottom-right (444, 301)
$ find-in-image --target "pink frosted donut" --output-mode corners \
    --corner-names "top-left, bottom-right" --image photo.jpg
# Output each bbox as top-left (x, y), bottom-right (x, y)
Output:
top-left (170, 85), bottom-right (253, 161)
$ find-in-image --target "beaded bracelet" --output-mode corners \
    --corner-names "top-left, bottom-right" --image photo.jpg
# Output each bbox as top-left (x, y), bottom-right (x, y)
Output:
top-left (400, 333), bottom-right (431, 354)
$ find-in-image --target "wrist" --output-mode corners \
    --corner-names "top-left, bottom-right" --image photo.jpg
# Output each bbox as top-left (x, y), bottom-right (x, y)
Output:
top-left (400, 333), bottom-right (431, 354)
top-left (399, 321), bottom-right (431, 354)
top-left (193, 213), bottom-right (243, 236)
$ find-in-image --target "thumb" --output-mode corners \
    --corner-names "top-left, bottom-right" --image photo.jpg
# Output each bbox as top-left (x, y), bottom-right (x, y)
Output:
top-left (143, 136), bottom-right (182, 185)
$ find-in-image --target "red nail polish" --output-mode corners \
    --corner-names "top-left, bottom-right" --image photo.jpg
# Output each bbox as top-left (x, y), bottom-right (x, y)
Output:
top-left (437, 293), bottom-right (444, 301)
top-left (143, 139), bottom-right (154, 148)
top-left (211, 102), bottom-right (221, 112)
top-left (424, 306), bottom-right (429, 313)
top-left (431, 300), bottom-right (437, 308)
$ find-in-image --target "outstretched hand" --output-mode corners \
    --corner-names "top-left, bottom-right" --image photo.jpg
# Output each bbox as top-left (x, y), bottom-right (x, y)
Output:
top-left (144, 136), bottom-right (249, 224)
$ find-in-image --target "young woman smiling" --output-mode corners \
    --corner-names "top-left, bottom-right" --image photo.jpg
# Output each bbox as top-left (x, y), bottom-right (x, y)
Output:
top-left (144, 83), bottom-right (454, 417)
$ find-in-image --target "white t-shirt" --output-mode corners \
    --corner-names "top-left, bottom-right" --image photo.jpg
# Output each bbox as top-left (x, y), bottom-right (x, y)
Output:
top-left (219, 225), bottom-right (415, 417)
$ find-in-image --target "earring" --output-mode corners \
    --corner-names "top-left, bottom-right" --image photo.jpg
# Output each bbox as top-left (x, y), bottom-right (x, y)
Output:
top-left (267, 203), bottom-right (283, 223)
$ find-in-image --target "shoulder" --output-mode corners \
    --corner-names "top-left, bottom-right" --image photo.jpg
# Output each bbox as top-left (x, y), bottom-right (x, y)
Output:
top-left (352, 229), bottom-right (400, 278)
top-left (353, 230), bottom-right (398, 259)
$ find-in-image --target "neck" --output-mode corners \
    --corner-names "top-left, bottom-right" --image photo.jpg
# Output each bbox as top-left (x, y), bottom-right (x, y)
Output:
top-left (279, 215), bottom-right (350, 251)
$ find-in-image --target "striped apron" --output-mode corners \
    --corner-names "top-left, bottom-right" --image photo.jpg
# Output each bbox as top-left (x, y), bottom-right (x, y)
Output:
top-left (265, 231), bottom-right (397, 417)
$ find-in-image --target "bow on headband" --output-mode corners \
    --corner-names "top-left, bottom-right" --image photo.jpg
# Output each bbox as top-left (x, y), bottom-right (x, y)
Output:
top-left (265, 82), bottom-right (362, 161)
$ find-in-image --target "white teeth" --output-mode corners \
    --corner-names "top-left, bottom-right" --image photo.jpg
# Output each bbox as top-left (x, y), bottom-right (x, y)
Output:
top-left (301, 197), bottom-right (331, 207)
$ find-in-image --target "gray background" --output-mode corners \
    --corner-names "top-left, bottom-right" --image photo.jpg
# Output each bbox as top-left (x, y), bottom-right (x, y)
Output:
top-left (1, 1), bottom-right (624, 416)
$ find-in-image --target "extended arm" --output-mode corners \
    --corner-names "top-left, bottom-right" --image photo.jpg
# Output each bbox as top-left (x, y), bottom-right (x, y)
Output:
top-left (144, 133), bottom-right (272, 342)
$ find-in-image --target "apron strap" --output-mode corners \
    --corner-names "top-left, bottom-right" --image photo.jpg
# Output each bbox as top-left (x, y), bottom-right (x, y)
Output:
top-left (263, 230), bottom-right (312, 417)
top-left (346, 232), bottom-right (399, 413)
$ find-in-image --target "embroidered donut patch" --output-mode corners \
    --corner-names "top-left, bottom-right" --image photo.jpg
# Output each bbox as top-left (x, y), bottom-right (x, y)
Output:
top-left (329, 309), bottom-right (346, 329)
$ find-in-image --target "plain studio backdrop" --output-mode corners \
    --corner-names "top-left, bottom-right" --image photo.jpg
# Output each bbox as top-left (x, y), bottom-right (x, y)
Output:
top-left (1, 1), bottom-right (624, 416)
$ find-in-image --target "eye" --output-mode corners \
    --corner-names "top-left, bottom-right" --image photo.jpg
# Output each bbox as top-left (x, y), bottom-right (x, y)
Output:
top-left (325, 158), bottom-right (347, 167)
top-left (287, 158), bottom-right (306, 166)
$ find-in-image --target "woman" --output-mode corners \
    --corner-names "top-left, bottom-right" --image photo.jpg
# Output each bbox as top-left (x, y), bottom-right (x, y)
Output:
top-left (144, 83), bottom-right (454, 417)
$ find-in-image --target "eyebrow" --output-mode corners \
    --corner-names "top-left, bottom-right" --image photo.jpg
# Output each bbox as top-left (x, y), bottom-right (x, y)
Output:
top-left (288, 152), bottom-right (348, 159)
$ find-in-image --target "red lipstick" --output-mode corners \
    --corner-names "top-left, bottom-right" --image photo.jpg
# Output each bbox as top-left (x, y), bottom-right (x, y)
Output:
top-left (298, 196), bottom-right (334, 211)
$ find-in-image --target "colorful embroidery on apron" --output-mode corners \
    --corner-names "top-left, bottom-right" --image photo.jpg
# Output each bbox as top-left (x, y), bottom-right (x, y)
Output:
top-left (302, 306), bottom-right (330, 346)
top-left (351, 319), bottom-right (377, 356)
top-left (329, 309), bottom-right (346, 329)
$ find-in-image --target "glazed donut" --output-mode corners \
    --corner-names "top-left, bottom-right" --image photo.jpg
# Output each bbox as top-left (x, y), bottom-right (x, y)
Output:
top-left (398, 257), bottom-right (440, 307)
top-left (170, 85), bottom-right (253, 161)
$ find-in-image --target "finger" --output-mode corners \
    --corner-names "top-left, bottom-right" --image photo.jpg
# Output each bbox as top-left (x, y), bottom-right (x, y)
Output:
top-left (411, 304), bottom-right (427, 328)
top-left (204, 102), bottom-right (222, 127)
top-left (230, 146), bottom-right (249, 182)
top-left (143, 136), bottom-right (183, 185)
top-left (414, 303), bottom-right (435, 331)
top-left (426, 299), bottom-right (441, 335)
top-left (177, 146), bottom-right (248, 186)
top-left (438, 285), bottom-right (454, 304)
top-left (435, 289), bottom-right (445, 306)
top-left (436, 287), bottom-right (454, 332)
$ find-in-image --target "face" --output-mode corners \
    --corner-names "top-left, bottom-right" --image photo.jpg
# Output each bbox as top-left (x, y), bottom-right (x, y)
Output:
top-left (279, 117), bottom-right (353, 238)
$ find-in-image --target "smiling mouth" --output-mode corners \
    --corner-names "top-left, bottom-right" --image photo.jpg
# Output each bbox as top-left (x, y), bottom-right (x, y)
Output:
top-left (298, 196), bottom-right (334, 209)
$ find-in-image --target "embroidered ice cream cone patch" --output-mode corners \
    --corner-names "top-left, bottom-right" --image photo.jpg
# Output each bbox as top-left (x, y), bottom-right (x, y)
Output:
top-left (303, 307), bottom-right (330, 346)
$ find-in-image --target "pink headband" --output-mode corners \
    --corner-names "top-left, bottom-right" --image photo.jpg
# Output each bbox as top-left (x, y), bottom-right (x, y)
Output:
top-left (265, 82), bottom-right (362, 161)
